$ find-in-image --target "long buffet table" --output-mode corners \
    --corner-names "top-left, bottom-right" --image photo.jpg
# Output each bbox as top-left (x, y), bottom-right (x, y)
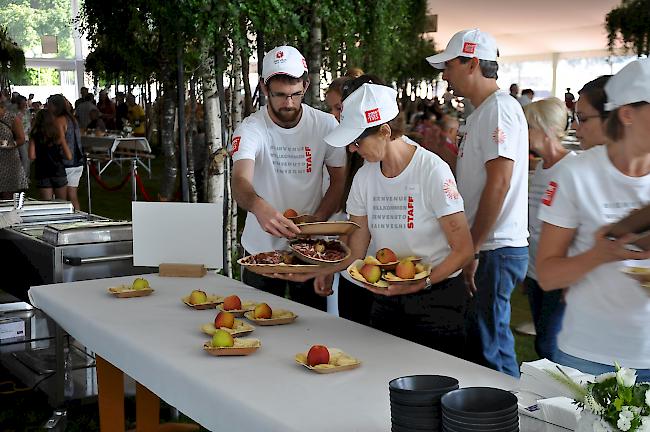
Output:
top-left (28, 273), bottom-right (565, 431)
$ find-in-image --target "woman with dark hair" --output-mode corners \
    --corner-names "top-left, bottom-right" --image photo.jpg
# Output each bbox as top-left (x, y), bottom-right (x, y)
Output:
top-left (48, 94), bottom-right (83, 209)
top-left (0, 102), bottom-right (27, 199)
top-left (537, 59), bottom-right (650, 380)
top-left (573, 75), bottom-right (612, 150)
top-left (29, 109), bottom-right (72, 201)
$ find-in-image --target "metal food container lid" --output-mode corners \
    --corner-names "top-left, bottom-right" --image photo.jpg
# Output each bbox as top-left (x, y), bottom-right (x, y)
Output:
top-left (41, 221), bottom-right (133, 245)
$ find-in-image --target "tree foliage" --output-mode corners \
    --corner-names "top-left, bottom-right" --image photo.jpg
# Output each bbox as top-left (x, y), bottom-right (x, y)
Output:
top-left (0, 25), bottom-right (26, 91)
top-left (606, 0), bottom-right (650, 57)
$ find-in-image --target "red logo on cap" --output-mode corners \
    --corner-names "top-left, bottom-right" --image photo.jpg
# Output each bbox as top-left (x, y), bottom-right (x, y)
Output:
top-left (230, 136), bottom-right (241, 155)
top-left (365, 108), bottom-right (381, 123)
top-left (276, 51), bottom-right (284, 59)
top-left (542, 181), bottom-right (558, 206)
top-left (462, 42), bottom-right (477, 54)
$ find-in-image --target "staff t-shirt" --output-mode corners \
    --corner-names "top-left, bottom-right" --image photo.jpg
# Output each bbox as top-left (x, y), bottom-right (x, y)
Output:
top-left (527, 153), bottom-right (576, 280)
top-left (456, 90), bottom-right (529, 250)
top-left (231, 104), bottom-right (346, 253)
top-left (346, 145), bottom-right (465, 269)
top-left (538, 145), bottom-right (650, 368)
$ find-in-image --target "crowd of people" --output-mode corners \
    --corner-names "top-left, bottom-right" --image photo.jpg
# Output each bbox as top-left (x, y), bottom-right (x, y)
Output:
top-left (0, 88), bottom-right (147, 209)
top-left (229, 29), bottom-right (650, 380)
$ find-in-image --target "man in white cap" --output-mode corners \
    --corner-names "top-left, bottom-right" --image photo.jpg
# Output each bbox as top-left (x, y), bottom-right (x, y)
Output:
top-left (230, 45), bottom-right (347, 311)
top-left (426, 29), bottom-right (529, 377)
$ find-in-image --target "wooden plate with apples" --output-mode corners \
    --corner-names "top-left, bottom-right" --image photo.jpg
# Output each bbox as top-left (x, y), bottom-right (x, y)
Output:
top-left (365, 248), bottom-right (421, 270)
top-left (295, 346), bottom-right (361, 374)
top-left (181, 290), bottom-right (224, 310)
top-left (203, 334), bottom-right (261, 356)
top-left (620, 266), bottom-right (650, 283)
top-left (108, 278), bottom-right (154, 298)
top-left (289, 239), bottom-right (351, 265)
top-left (295, 221), bottom-right (360, 236)
top-left (202, 311), bottom-right (255, 337)
top-left (346, 260), bottom-right (389, 288)
top-left (243, 303), bottom-right (297, 325)
top-left (217, 302), bottom-right (256, 316)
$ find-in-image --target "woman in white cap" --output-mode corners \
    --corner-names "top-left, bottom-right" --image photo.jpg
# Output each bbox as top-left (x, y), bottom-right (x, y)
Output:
top-left (314, 76), bottom-right (474, 356)
top-left (523, 97), bottom-right (575, 362)
top-left (536, 58), bottom-right (650, 380)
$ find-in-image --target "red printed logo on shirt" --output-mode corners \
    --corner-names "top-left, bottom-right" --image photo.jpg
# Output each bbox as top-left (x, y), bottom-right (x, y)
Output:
top-left (443, 178), bottom-right (460, 200)
top-left (407, 196), bottom-right (415, 229)
top-left (365, 108), bottom-right (381, 123)
top-left (462, 42), bottom-right (477, 54)
top-left (230, 136), bottom-right (241, 155)
top-left (542, 181), bottom-right (558, 206)
top-left (276, 51), bottom-right (284, 59)
top-left (492, 127), bottom-right (506, 145)
top-left (304, 146), bottom-right (312, 173)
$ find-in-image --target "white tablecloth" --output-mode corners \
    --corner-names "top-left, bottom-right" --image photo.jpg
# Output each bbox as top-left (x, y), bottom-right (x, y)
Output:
top-left (30, 273), bottom-right (527, 431)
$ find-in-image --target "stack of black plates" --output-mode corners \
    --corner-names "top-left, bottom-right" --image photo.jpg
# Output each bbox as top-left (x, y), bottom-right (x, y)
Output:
top-left (441, 387), bottom-right (519, 432)
top-left (389, 375), bottom-right (459, 432)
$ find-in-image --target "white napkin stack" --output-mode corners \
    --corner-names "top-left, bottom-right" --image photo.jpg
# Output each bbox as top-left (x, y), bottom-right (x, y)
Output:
top-left (517, 359), bottom-right (594, 431)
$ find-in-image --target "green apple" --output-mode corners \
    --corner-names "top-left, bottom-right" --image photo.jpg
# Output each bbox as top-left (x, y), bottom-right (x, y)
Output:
top-left (132, 277), bottom-right (150, 290)
top-left (189, 290), bottom-right (208, 305)
top-left (211, 329), bottom-right (234, 348)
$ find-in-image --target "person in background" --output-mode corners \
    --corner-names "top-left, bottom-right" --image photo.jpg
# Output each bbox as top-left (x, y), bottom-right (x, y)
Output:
top-left (87, 108), bottom-right (106, 132)
top-left (509, 83), bottom-right (519, 99)
top-left (325, 76), bottom-right (350, 122)
top-left (97, 90), bottom-right (116, 130)
top-left (27, 93), bottom-right (34, 108)
top-left (75, 94), bottom-right (96, 130)
top-left (115, 92), bottom-right (128, 130)
top-left (414, 111), bottom-right (442, 152)
top-left (29, 109), bottom-right (72, 201)
top-left (519, 89), bottom-right (534, 107)
top-left (573, 75), bottom-right (611, 150)
top-left (15, 95), bottom-right (31, 178)
top-left (0, 102), bottom-right (27, 199)
top-left (230, 45), bottom-right (346, 311)
top-left (74, 87), bottom-right (89, 109)
top-left (523, 98), bottom-right (576, 362)
top-left (427, 29), bottom-right (529, 377)
top-left (126, 94), bottom-right (146, 136)
top-left (564, 87), bottom-right (576, 114)
top-left (48, 94), bottom-right (84, 210)
top-left (536, 58), bottom-right (650, 381)
top-left (345, 67), bottom-right (364, 79)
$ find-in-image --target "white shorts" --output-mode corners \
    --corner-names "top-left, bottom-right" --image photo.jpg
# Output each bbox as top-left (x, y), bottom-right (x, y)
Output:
top-left (65, 166), bottom-right (84, 188)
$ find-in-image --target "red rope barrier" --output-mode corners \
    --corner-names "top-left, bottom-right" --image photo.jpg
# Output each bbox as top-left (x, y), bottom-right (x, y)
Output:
top-left (134, 172), bottom-right (154, 202)
top-left (89, 163), bottom-right (132, 191)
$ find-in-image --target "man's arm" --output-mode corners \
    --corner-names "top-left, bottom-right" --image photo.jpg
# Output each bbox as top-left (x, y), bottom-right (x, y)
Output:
top-left (469, 157), bottom-right (513, 251)
top-left (231, 159), bottom-right (299, 238)
top-left (313, 165), bottom-right (346, 221)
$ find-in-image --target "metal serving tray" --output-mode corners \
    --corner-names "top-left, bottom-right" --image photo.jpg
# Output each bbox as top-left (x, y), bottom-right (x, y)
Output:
top-left (41, 221), bottom-right (133, 246)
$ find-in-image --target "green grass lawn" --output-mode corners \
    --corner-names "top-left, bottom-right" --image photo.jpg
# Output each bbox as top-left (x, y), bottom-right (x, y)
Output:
top-left (1, 157), bottom-right (539, 430)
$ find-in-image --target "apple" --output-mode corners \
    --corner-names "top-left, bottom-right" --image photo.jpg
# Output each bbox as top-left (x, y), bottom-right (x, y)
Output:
top-left (363, 255), bottom-right (381, 265)
top-left (360, 264), bottom-right (381, 283)
top-left (211, 329), bottom-right (234, 348)
top-left (283, 208), bottom-right (298, 218)
top-left (376, 248), bottom-right (398, 264)
top-left (415, 263), bottom-right (425, 274)
top-left (307, 345), bottom-right (330, 366)
top-left (132, 277), bottom-right (150, 290)
top-left (253, 303), bottom-right (273, 319)
top-left (395, 259), bottom-right (416, 279)
top-left (214, 311), bottom-right (235, 329)
top-left (189, 290), bottom-right (208, 305)
top-left (222, 295), bottom-right (242, 310)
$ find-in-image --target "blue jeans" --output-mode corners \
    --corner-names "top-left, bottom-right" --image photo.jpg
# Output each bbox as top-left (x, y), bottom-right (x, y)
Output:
top-left (466, 247), bottom-right (528, 378)
top-left (525, 277), bottom-right (566, 362)
top-left (555, 350), bottom-right (650, 383)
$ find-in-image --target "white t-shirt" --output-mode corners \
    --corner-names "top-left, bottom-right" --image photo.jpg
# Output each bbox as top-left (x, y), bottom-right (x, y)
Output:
top-left (456, 90), bottom-right (529, 250)
top-left (230, 104), bottom-right (346, 253)
top-left (527, 153), bottom-right (576, 280)
top-left (346, 145), bottom-right (465, 269)
top-left (538, 145), bottom-right (650, 368)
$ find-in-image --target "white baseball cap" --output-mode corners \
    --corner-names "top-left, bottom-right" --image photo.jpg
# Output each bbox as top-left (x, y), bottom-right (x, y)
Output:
top-left (261, 46), bottom-right (308, 84)
top-left (426, 29), bottom-right (498, 70)
top-left (604, 58), bottom-right (650, 111)
top-left (324, 83), bottom-right (399, 148)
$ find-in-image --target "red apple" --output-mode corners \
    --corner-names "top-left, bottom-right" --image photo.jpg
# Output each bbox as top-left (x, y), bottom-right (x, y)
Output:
top-left (395, 259), bottom-right (416, 279)
top-left (283, 208), bottom-right (298, 218)
top-left (360, 264), bottom-right (381, 283)
top-left (253, 303), bottom-right (272, 319)
top-left (307, 345), bottom-right (330, 366)
top-left (222, 295), bottom-right (242, 310)
top-left (214, 311), bottom-right (235, 329)
top-left (376, 248), bottom-right (398, 264)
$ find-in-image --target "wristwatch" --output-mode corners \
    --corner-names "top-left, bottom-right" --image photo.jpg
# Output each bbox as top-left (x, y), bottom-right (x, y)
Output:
top-left (422, 276), bottom-right (433, 291)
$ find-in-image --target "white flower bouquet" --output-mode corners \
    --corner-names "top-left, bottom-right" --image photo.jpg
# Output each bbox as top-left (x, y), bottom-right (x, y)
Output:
top-left (548, 363), bottom-right (650, 431)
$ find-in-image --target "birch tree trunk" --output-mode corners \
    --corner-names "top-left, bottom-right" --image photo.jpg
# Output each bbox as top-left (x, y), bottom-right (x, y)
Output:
top-left (159, 81), bottom-right (178, 200)
top-left (187, 76), bottom-right (198, 203)
top-left (240, 36), bottom-right (253, 117)
top-left (256, 31), bottom-right (266, 107)
top-left (309, 13), bottom-right (323, 106)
